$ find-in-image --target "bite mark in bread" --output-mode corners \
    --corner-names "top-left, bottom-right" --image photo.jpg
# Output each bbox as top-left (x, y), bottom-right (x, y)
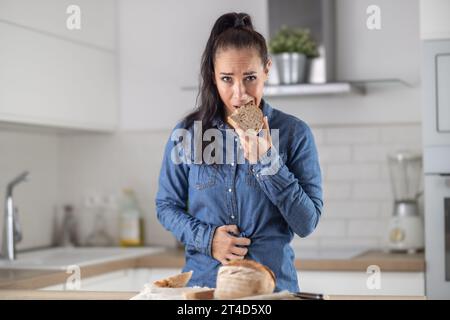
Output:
top-left (227, 102), bottom-right (264, 135)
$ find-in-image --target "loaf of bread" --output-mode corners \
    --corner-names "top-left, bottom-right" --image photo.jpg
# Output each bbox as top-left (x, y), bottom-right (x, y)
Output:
top-left (227, 102), bottom-right (264, 135)
top-left (153, 270), bottom-right (193, 288)
top-left (214, 259), bottom-right (276, 299)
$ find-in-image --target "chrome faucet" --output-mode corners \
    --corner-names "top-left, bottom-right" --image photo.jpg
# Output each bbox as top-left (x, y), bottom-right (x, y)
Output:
top-left (1, 171), bottom-right (29, 260)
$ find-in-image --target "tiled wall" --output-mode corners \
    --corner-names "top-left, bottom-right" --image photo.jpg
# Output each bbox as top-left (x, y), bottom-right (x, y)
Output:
top-left (0, 125), bottom-right (421, 249)
top-left (56, 123), bottom-right (423, 251)
top-left (58, 130), bottom-right (175, 247)
top-left (0, 123), bottom-right (423, 251)
top-left (292, 124), bottom-right (423, 251)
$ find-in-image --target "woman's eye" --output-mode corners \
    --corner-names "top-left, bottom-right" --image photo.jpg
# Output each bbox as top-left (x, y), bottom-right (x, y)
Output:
top-left (221, 76), bottom-right (232, 82)
top-left (245, 75), bottom-right (257, 81)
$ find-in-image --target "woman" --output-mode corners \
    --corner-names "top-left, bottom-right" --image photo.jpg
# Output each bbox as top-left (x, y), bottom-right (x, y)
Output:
top-left (156, 12), bottom-right (323, 292)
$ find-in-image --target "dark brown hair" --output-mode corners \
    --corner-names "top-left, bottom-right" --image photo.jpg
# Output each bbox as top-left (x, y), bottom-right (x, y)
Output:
top-left (182, 12), bottom-right (269, 132)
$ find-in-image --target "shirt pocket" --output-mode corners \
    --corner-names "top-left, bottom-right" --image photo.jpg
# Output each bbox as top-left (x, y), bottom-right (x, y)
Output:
top-left (191, 164), bottom-right (218, 190)
top-left (245, 165), bottom-right (259, 188)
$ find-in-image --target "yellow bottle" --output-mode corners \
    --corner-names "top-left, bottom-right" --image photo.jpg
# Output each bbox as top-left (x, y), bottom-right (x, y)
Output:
top-left (119, 188), bottom-right (144, 247)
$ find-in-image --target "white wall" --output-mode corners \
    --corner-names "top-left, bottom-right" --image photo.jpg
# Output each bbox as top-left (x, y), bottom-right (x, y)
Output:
top-left (267, 83), bottom-right (421, 126)
top-left (118, 0), bottom-right (269, 131)
top-left (420, 0), bottom-right (450, 40)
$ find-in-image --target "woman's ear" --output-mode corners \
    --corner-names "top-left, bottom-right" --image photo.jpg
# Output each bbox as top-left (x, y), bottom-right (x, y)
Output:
top-left (264, 59), bottom-right (272, 81)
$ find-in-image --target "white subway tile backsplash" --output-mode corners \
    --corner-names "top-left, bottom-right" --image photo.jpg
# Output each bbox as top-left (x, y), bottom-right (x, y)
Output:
top-left (324, 127), bottom-right (380, 145)
top-left (311, 128), bottom-right (325, 145)
top-left (323, 182), bottom-right (352, 200)
top-left (291, 235), bottom-right (320, 249)
top-left (59, 131), bottom-right (177, 247)
top-left (353, 145), bottom-right (389, 162)
top-left (326, 164), bottom-right (379, 181)
top-left (317, 145), bottom-right (352, 163)
top-left (313, 219), bottom-right (347, 237)
top-left (352, 182), bottom-right (393, 200)
top-left (380, 163), bottom-right (391, 181)
top-left (318, 237), bottom-right (381, 249)
top-left (380, 125), bottom-right (422, 145)
top-left (379, 201), bottom-right (395, 218)
top-left (324, 201), bottom-right (379, 218)
top-left (0, 121), bottom-right (422, 252)
top-left (347, 219), bottom-right (389, 237)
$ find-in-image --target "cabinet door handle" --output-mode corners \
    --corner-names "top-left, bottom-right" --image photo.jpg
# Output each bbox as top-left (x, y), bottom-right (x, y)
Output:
top-left (445, 198), bottom-right (450, 281)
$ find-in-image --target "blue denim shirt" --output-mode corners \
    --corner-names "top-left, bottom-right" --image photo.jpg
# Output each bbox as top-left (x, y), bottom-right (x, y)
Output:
top-left (155, 100), bottom-right (323, 292)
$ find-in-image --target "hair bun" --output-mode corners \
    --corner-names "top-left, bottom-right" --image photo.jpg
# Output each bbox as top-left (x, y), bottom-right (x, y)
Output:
top-left (234, 13), bottom-right (251, 28)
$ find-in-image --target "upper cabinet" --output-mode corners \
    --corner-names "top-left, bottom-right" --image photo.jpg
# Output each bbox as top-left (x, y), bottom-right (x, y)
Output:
top-left (335, 0), bottom-right (420, 85)
top-left (0, 0), bottom-right (118, 131)
top-left (420, 0), bottom-right (450, 40)
top-left (0, 0), bottom-right (116, 50)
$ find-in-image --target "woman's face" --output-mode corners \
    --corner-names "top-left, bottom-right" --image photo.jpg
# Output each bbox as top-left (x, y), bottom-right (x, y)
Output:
top-left (214, 47), bottom-right (271, 119)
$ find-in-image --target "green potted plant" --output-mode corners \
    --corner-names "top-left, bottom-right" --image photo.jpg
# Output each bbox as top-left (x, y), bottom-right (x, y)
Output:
top-left (269, 26), bottom-right (319, 84)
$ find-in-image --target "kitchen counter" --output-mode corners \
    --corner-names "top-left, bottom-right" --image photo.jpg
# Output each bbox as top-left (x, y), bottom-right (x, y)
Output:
top-left (296, 250), bottom-right (425, 272)
top-left (136, 248), bottom-right (425, 272)
top-left (0, 290), bottom-right (425, 300)
top-left (0, 247), bottom-right (425, 297)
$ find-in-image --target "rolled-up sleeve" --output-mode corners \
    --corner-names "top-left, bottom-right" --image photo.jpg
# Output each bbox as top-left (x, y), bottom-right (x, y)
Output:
top-left (250, 121), bottom-right (323, 237)
top-left (155, 128), bottom-right (217, 256)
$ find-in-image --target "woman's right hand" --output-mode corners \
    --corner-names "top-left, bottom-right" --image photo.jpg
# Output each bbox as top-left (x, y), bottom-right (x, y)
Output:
top-left (212, 225), bottom-right (251, 265)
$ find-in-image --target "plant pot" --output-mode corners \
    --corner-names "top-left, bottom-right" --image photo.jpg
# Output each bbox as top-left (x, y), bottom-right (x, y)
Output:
top-left (274, 52), bottom-right (307, 84)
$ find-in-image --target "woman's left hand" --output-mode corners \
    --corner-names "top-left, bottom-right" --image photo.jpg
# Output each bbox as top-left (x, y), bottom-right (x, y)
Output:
top-left (234, 116), bottom-right (272, 164)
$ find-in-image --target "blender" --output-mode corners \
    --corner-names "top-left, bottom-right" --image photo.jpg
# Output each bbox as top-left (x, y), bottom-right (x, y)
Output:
top-left (387, 150), bottom-right (424, 253)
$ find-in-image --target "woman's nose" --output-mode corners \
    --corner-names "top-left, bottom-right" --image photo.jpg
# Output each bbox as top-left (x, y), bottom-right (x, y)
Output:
top-left (232, 82), bottom-right (248, 100)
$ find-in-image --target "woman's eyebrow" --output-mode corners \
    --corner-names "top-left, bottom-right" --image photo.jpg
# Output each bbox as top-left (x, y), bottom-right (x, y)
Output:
top-left (219, 71), bottom-right (257, 75)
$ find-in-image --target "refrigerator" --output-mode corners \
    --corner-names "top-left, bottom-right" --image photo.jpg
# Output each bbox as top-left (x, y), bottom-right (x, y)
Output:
top-left (422, 39), bottom-right (450, 299)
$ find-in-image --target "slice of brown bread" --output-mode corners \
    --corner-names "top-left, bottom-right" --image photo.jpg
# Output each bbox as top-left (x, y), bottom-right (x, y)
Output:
top-left (227, 102), bottom-right (264, 135)
top-left (153, 270), bottom-right (193, 288)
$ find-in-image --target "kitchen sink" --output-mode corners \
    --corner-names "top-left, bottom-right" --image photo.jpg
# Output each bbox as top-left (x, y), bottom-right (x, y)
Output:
top-left (0, 247), bottom-right (164, 270)
top-left (293, 247), bottom-right (368, 260)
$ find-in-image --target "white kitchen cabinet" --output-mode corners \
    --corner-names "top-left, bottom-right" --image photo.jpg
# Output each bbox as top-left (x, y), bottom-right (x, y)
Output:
top-left (0, 0), bottom-right (116, 50)
top-left (335, 0), bottom-right (420, 85)
top-left (0, 0), bottom-right (118, 131)
top-left (420, 0), bottom-right (450, 40)
top-left (297, 271), bottom-right (425, 296)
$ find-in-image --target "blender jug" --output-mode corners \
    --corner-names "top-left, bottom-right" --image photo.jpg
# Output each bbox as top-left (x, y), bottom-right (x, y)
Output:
top-left (387, 151), bottom-right (424, 253)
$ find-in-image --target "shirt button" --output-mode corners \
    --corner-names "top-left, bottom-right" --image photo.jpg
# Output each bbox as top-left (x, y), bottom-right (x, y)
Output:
top-left (228, 188), bottom-right (232, 192)
top-left (256, 174), bottom-right (259, 178)
top-left (231, 162), bottom-right (235, 166)
top-left (231, 215), bottom-right (235, 219)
